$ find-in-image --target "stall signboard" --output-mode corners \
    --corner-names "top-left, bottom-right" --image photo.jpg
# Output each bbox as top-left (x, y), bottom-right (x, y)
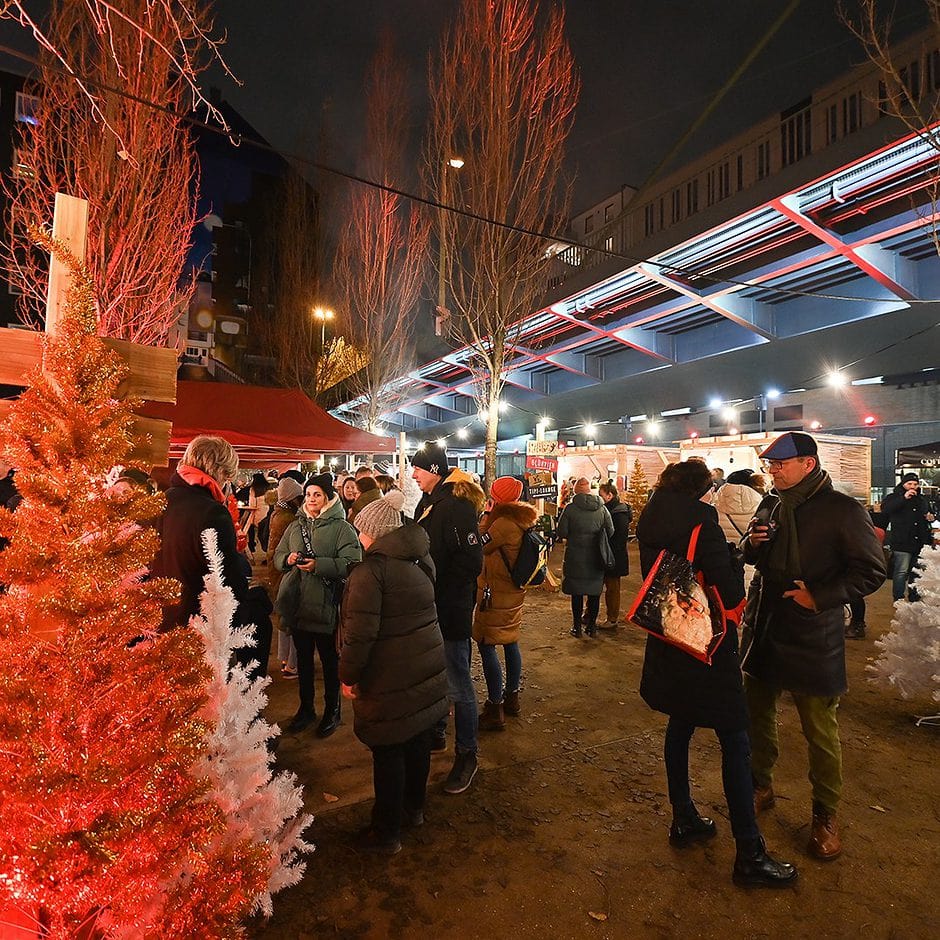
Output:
top-left (526, 440), bottom-right (559, 499)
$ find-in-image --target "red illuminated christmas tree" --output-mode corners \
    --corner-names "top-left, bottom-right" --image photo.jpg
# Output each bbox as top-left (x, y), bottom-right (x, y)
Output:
top-left (0, 237), bottom-right (274, 938)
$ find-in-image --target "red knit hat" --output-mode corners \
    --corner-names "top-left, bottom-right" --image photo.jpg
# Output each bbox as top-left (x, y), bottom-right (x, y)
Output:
top-left (490, 476), bottom-right (523, 503)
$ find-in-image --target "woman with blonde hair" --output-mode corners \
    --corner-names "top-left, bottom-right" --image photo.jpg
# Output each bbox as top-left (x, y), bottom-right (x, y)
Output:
top-left (152, 435), bottom-right (247, 632)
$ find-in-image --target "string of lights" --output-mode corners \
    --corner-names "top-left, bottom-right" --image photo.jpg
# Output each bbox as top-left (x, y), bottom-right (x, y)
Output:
top-left (3, 42), bottom-right (940, 307)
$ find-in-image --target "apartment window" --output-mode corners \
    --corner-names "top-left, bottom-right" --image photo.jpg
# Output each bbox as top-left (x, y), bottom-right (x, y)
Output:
top-left (604, 203), bottom-right (614, 223)
top-left (644, 203), bottom-right (654, 237)
top-left (736, 154), bottom-right (744, 191)
top-left (780, 97), bottom-right (812, 167)
top-left (826, 103), bottom-right (838, 144)
top-left (842, 92), bottom-right (861, 135)
top-left (718, 162), bottom-right (730, 200)
top-left (686, 178), bottom-right (699, 215)
top-left (930, 50), bottom-right (940, 90)
top-left (671, 188), bottom-right (681, 224)
top-left (15, 91), bottom-right (39, 125)
top-left (706, 168), bottom-right (716, 207)
top-left (754, 141), bottom-right (769, 181)
top-left (900, 60), bottom-right (921, 101)
top-left (560, 246), bottom-right (582, 266)
top-left (12, 148), bottom-right (34, 179)
top-left (584, 215), bottom-right (594, 235)
top-left (604, 235), bottom-right (615, 253)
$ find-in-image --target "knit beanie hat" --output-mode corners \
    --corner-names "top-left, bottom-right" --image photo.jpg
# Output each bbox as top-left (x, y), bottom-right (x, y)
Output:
top-left (490, 475), bottom-right (523, 503)
top-left (277, 477), bottom-right (304, 503)
top-left (354, 489), bottom-right (405, 540)
top-left (305, 472), bottom-right (335, 500)
top-left (411, 442), bottom-right (449, 476)
top-left (900, 472), bottom-right (920, 484)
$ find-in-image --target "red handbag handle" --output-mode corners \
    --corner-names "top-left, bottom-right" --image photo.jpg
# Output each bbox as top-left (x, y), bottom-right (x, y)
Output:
top-left (686, 524), bottom-right (703, 563)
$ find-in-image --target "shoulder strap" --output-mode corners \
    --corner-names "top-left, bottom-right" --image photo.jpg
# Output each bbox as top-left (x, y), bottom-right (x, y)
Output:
top-left (724, 512), bottom-right (746, 538)
top-left (686, 523), bottom-right (703, 563)
top-left (299, 517), bottom-right (314, 555)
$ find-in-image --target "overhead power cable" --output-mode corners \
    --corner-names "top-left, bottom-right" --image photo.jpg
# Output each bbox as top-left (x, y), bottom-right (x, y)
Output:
top-left (2, 40), bottom-right (940, 307)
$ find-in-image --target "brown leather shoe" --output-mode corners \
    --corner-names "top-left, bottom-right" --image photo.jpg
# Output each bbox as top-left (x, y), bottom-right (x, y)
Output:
top-left (479, 700), bottom-right (505, 731)
top-left (503, 689), bottom-right (521, 717)
top-left (753, 783), bottom-right (776, 815)
top-left (808, 809), bottom-right (842, 860)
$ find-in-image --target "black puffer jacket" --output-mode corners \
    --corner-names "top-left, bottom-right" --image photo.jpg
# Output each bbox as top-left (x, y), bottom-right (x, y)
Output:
top-left (557, 492), bottom-right (614, 595)
top-left (340, 524), bottom-right (449, 747)
top-left (637, 490), bottom-right (747, 730)
top-left (415, 470), bottom-right (484, 641)
top-left (152, 471), bottom-right (248, 631)
top-left (606, 498), bottom-right (632, 577)
top-left (881, 484), bottom-right (932, 553)
top-left (742, 482), bottom-right (886, 696)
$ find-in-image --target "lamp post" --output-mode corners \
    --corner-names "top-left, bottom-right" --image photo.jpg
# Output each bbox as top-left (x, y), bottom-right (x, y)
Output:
top-left (312, 306), bottom-right (334, 347)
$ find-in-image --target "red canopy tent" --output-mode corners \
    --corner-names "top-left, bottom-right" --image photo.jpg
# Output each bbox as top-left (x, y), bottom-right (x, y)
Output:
top-left (142, 381), bottom-right (396, 465)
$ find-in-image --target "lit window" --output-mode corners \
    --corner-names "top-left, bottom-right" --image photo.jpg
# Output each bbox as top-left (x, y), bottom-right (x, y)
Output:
top-left (15, 92), bottom-right (39, 125)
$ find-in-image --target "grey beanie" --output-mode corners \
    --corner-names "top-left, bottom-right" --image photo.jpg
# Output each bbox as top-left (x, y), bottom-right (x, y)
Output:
top-left (354, 489), bottom-right (405, 540)
top-left (277, 477), bottom-right (304, 502)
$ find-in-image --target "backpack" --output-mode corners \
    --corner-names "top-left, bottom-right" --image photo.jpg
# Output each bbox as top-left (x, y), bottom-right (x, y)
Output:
top-left (500, 526), bottom-right (549, 588)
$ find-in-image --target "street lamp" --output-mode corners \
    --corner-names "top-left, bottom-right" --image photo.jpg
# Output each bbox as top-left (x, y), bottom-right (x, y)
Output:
top-left (312, 306), bottom-right (334, 347)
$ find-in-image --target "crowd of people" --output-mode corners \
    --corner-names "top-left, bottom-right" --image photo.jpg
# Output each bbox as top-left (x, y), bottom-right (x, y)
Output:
top-left (40, 428), bottom-right (921, 880)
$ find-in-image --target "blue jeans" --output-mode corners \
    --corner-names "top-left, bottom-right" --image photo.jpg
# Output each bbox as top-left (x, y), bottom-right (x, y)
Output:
top-left (478, 641), bottom-right (522, 704)
top-left (891, 550), bottom-right (917, 601)
top-left (664, 718), bottom-right (760, 844)
top-left (436, 639), bottom-right (478, 754)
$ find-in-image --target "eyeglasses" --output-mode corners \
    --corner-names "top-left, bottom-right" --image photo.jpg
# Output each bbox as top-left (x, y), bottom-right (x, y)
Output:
top-left (761, 458), bottom-right (799, 471)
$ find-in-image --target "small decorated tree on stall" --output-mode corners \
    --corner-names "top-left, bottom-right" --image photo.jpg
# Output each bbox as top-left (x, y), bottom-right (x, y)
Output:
top-left (0, 238), bottom-right (307, 938)
top-left (869, 547), bottom-right (940, 711)
top-left (625, 458), bottom-right (651, 522)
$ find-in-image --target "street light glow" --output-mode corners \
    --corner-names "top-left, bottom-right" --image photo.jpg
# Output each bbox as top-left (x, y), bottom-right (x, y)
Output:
top-left (436, 438), bottom-right (446, 447)
top-left (810, 420), bottom-right (822, 430)
top-left (584, 423), bottom-right (597, 435)
top-left (709, 397), bottom-right (723, 409)
top-left (457, 428), bottom-right (469, 439)
top-left (447, 157), bottom-right (465, 169)
top-left (497, 400), bottom-right (508, 413)
top-left (312, 306), bottom-right (334, 321)
top-left (722, 407), bottom-right (738, 422)
top-left (827, 371), bottom-right (847, 388)
top-left (766, 388), bottom-right (781, 400)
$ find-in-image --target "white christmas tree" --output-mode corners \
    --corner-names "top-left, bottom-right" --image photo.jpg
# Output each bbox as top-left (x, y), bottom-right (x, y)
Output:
top-left (868, 546), bottom-right (940, 705)
top-left (181, 530), bottom-right (314, 916)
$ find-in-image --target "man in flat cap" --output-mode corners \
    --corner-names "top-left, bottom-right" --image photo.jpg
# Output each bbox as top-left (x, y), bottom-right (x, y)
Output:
top-left (742, 431), bottom-right (885, 861)
top-left (412, 442), bottom-right (486, 795)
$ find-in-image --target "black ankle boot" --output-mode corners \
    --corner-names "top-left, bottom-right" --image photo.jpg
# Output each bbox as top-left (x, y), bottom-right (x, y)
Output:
top-left (669, 806), bottom-right (717, 847)
top-left (585, 621), bottom-right (598, 638)
top-left (733, 836), bottom-right (798, 887)
top-left (316, 702), bottom-right (341, 738)
top-left (570, 622), bottom-right (582, 637)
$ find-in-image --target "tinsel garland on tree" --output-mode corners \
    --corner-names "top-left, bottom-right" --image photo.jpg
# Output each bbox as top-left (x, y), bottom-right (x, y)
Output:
top-left (869, 546), bottom-right (940, 705)
top-left (0, 236), bottom-right (304, 937)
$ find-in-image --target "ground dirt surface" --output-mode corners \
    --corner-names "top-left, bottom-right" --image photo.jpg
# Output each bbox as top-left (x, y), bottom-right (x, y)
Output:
top-left (249, 545), bottom-right (939, 940)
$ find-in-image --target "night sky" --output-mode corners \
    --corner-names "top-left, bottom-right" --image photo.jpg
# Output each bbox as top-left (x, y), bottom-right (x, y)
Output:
top-left (0, 1), bottom-right (930, 215)
top-left (200, 0), bottom-right (930, 213)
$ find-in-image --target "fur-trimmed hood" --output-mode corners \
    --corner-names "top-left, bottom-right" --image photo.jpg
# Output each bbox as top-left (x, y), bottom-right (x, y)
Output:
top-left (487, 500), bottom-right (539, 528)
top-left (444, 468), bottom-right (486, 514)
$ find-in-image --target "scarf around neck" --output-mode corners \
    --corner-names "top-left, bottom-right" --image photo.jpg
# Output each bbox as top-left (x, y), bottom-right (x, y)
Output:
top-left (765, 464), bottom-right (831, 582)
top-left (177, 463), bottom-right (226, 504)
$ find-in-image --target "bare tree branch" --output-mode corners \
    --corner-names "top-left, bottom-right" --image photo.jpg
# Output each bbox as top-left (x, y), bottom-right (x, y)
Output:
top-left (2, 0), bottom-right (216, 345)
top-left (425, 0), bottom-right (579, 487)
top-left (334, 35), bottom-right (429, 433)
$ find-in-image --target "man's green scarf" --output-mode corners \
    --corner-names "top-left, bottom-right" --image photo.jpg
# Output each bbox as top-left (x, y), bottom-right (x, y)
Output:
top-left (765, 464), bottom-right (831, 582)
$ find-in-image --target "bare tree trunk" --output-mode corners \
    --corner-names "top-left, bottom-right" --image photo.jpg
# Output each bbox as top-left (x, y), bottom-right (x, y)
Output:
top-left (426, 0), bottom-right (579, 489)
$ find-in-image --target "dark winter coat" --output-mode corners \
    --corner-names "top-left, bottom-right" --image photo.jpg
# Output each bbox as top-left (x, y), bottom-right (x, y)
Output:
top-left (557, 492), bottom-right (614, 596)
top-left (152, 471), bottom-right (249, 631)
top-left (472, 501), bottom-right (539, 646)
top-left (605, 498), bottom-right (632, 577)
top-left (742, 482), bottom-right (886, 696)
top-left (416, 470), bottom-right (484, 641)
top-left (881, 484), bottom-right (933, 554)
top-left (637, 489), bottom-right (748, 730)
top-left (348, 486), bottom-right (382, 523)
top-left (265, 503), bottom-right (298, 600)
top-left (274, 497), bottom-right (361, 635)
top-left (339, 524), bottom-right (449, 747)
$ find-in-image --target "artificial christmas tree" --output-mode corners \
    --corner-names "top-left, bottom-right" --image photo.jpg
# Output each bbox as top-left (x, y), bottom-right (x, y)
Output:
top-left (0, 238), bottom-right (306, 938)
top-left (625, 458), bottom-right (650, 521)
top-left (869, 546), bottom-right (940, 708)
